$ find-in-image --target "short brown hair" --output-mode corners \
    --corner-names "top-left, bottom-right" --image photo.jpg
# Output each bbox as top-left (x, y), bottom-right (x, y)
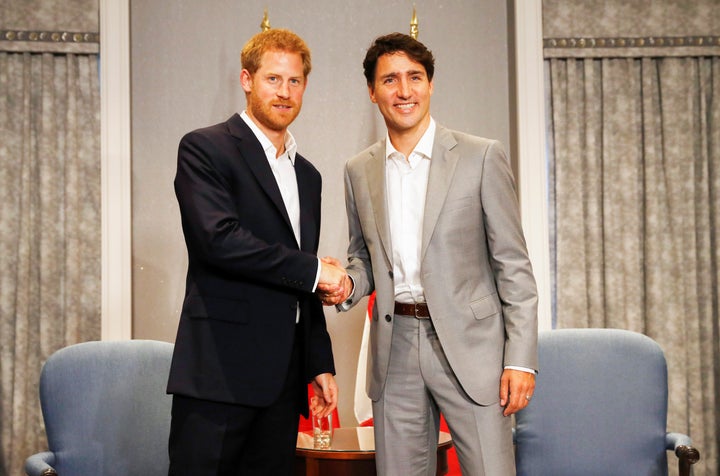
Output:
top-left (241, 29), bottom-right (312, 77)
top-left (363, 32), bottom-right (435, 85)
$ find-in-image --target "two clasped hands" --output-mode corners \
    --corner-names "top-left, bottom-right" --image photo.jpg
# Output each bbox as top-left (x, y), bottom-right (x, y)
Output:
top-left (317, 257), bottom-right (352, 307)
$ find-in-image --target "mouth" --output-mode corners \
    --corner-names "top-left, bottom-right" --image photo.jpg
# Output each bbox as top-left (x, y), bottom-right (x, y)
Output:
top-left (394, 102), bottom-right (417, 112)
top-left (272, 103), bottom-right (294, 111)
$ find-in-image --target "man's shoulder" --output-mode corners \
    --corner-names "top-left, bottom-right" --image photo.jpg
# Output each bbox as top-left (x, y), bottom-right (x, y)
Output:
top-left (181, 114), bottom-right (243, 143)
top-left (346, 140), bottom-right (383, 168)
top-left (295, 153), bottom-right (321, 179)
top-left (437, 124), bottom-right (499, 151)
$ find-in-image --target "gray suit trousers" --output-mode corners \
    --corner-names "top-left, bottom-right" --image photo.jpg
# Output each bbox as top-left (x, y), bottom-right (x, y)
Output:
top-left (372, 314), bottom-right (515, 476)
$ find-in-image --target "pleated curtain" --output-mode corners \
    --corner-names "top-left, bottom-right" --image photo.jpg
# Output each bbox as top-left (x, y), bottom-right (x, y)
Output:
top-left (0, 1), bottom-right (101, 473)
top-left (546, 54), bottom-right (719, 476)
top-left (543, 1), bottom-right (720, 472)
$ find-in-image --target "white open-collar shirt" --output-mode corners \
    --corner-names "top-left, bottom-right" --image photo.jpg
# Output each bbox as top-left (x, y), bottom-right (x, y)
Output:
top-left (385, 118), bottom-right (436, 305)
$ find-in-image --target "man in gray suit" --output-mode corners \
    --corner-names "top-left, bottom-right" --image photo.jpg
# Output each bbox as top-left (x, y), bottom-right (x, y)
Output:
top-left (319, 33), bottom-right (538, 475)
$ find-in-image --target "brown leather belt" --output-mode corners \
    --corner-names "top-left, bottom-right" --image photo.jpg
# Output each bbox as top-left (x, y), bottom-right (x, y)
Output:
top-left (394, 301), bottom-right (430, 319)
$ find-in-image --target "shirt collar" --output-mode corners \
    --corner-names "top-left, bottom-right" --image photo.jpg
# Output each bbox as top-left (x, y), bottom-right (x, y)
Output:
top-left (240, 110), bottom-right (297, 164)
top-left (384, 117), bottom-right (436, 161)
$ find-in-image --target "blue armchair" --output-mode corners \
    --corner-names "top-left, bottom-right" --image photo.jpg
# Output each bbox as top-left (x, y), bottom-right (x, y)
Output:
top-left (514, 328), bottom-right (700, 476)
top-left (25, 340), bottom-right (174, 476)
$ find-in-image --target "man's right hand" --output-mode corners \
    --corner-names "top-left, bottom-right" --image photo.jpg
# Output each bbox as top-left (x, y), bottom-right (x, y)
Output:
top-left (317, 257), bottom-right (352, 305)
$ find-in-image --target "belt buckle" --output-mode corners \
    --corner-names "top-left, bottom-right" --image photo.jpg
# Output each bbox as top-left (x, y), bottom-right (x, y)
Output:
top-left (415, 303), bottom-right (429, 319)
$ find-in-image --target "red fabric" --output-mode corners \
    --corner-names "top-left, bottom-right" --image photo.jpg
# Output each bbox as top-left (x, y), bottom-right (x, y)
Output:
top-left (439, 416), bottom-right (461, 476)
top-left (298, 384), bottom-right (340, 432)
top-left (360, 292), bottom-right (461, 475)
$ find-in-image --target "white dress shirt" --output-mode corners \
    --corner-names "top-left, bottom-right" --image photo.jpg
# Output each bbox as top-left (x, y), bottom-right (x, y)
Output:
top-left (385, 119), bottom-right (436, 304)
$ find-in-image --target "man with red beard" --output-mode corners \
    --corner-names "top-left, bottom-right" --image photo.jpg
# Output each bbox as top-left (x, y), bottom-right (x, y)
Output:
top-left (167, 29), bottom-right (344, 475)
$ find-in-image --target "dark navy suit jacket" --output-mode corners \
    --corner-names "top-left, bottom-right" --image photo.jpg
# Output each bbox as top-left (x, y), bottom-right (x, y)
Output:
top-left (167, 113), bottom-right (335, 413)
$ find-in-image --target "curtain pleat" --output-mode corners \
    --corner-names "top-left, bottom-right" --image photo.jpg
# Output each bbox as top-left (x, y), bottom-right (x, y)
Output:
top-left (0, 51), bottom-right (100, 476)
top-left (548, 55), bottom-right (719, 475)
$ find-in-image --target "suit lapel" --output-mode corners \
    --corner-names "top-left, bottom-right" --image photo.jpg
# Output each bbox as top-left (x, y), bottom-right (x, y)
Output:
top-left (295, 159), bottom-right (317, 252)
top-left (421, 126), bottom-right (460, 262)
top-left (226, 114), bottom-right (295, 241)
top-left (364, 140), bottom-right (393, 266)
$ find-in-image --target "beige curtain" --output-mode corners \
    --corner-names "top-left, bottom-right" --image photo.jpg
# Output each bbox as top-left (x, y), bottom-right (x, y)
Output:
top-left (547, 55), bottom-right (719, 475)
top-left (0, 51), bottom-right (101, 475)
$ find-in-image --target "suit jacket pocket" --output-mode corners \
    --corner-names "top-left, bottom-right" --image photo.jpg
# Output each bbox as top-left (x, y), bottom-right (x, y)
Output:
top-left (442, 195), bottom-right (474, 212)
top-left (470, 293), bottom-right (500, 320)
top-left (184, 295), bottom-right (249, 324)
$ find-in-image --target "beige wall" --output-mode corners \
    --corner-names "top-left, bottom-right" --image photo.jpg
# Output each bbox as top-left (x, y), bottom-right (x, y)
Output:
top-left (130, 0), bottom-right (512, 426)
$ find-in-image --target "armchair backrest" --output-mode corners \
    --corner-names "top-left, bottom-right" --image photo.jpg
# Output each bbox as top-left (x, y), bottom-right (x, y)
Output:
top-left (38, 340), bottom-right (173, 475)
top-left (514, 328), bottom-right (669, 476)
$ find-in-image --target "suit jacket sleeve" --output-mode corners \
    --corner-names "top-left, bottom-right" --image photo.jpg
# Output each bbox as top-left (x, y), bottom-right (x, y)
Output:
top-left (481, 140), bottom-right (538, 370)
top-left (340, 159), bottom-right (375, 308)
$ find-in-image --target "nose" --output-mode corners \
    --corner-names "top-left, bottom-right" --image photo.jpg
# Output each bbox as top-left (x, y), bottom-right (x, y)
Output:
top-left (397, 78), bottom-right (410, 99)
top-left (277, 80), bottom-right (290, 99)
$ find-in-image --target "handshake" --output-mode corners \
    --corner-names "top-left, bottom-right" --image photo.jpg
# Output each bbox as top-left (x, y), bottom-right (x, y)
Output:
top-left (317, 257), bottom-right (353, 306)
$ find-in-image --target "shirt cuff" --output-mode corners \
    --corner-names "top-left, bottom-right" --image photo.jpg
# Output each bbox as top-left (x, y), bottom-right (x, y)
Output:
top-left (504, 365), bottom-right (537, 375)
top-left (335, 275), bottom-right (356, 312)
top-left (311, 258), bottom-right (321, 292)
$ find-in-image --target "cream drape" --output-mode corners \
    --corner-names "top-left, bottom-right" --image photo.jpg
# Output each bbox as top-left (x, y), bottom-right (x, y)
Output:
top-left (0, 51), bottom-right (100, 475)
top-left (547, 55), bottom-right (719, 476)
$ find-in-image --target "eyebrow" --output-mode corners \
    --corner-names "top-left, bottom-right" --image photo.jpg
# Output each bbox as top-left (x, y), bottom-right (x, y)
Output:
top-left (263, 72), bottom-right (305, 81)
top-left (379, 69), bottom-right (426, 81)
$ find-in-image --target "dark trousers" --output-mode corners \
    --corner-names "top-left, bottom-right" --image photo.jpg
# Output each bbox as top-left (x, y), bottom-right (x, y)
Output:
top-left (168, 332), bottom-right (303, 475)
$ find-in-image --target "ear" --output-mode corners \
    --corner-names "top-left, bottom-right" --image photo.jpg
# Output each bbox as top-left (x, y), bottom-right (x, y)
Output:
top-left (240, 69), bottom-right (252, 93)
top-left (368, 84), bottom-right (377, 104)
top-left (429, 79), bottom-right (434, 96)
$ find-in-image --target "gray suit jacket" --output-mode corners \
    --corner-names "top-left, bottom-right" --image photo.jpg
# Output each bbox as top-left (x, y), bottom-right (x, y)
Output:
top-left (342, 124), bottom-right (538, 405)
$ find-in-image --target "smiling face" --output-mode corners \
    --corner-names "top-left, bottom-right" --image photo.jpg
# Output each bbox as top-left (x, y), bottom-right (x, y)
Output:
top-left (369, 52), bottom-right (433, 142)
top-left (241, 49), bottom-right (307, 137)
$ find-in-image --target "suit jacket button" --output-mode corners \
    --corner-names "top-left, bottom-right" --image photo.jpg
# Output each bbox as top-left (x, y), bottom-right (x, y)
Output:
top-left (347, 298), bottom-right (353, 305)
top-left (385, 314), bottom-right (392, 322)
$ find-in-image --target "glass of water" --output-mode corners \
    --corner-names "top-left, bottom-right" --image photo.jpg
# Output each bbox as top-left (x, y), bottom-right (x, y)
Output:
top-left (311, 412), bottom-right (333, 449)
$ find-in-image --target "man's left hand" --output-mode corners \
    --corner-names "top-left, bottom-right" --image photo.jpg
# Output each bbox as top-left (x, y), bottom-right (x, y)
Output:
top-left (309, 373), bottom-right (338, 418)
top-left (499, 369), bottom-right (535, 416)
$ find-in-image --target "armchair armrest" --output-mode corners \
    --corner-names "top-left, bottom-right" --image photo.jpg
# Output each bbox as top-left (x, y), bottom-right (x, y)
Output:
top-left (666, 432), bottom-right (700, 476)
top-left (24, 451), bottom-right (58, 476)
